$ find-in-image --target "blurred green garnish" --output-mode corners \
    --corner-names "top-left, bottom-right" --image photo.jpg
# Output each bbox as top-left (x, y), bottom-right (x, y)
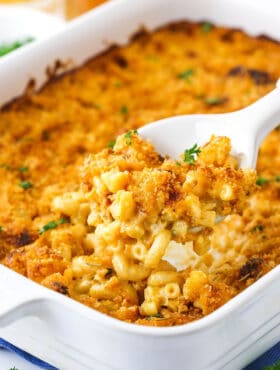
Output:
top-left (124, 129), bottom-right (138, 145)
top-left (256, 176), bottom-right (270, 186)
top-left (19, 180), bottom-right (33, 190)
top-left (201, 22), bottom-right (213, 34)
top-left (263, 360), bottom-right (280, 370)
top-left (177, 68), bottom-right (194, 82)
top-left (108, 140), bottom-right (116, 149)
top-left (0, 37), bottom-right (34, 57)
top-left (184, 144), bottom-right (201, 164)
top-left (38, 218), bottom-right (69, 235)
top-left (205, 97), bottom-right (225, 105)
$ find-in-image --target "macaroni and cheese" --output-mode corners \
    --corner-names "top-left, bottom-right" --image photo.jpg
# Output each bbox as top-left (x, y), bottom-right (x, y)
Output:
top-left (47, 133), bottom-right (255, 323)
top-left (1, 21), bottom-right (280, 325)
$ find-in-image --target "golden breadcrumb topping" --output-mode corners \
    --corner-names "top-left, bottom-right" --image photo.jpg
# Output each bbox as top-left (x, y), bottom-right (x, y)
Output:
top-left (1, 21), bottom-right (280, 325)
top-left (46, 133), bottom-right (255, 322)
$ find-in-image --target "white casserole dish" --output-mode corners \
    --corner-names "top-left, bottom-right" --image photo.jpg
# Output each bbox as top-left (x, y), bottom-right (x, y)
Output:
top-left (0, 0), bottom-right (280, 369)
top-left (0, 5), bottom-right (65, 45)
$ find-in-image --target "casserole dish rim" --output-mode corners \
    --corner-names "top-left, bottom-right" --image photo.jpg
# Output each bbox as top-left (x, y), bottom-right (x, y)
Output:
top-left (0, 0), bottom-right (279, 334)
top-left (1, 263), bottom-right (280, 336)
top-left (0, 1), bottom-right (280, 368)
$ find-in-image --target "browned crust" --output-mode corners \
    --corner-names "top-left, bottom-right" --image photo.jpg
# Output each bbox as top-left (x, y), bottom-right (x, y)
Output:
top-left (2, 20), bottom-right (280, 112)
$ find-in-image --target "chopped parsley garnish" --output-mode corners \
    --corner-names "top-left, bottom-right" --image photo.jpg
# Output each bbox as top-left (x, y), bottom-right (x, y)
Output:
top-left (19, 180), bottom-right (33, 190)
top-left (120, 105), bottom-right (128, 115)
top-left (184, 144), bottom-right (201, 164)
top-left (58, 218), bottom-right (69, 225)
top-left (18, 166), bottom-right (29, 173)
top-left (108, 140), bottom-right (116, 149)
top-left (256, 176), bottom-right (270, 186)
top-left (205, 97), bottom-right (225, 105)
top-left (39, 220), bottom-right (57, 234)
top-left (124, 130), bottom-right (138, 145)
top-left (201, 22), bottom-right (213, 34)
top-left (254, 176), bottom-right (280, 185)
top-left (1, 164), bottom-right (29, 172)
top-left (38, 218), bottom-right (69, 235)
top-left (177, 68), bottom-right (194, 81)
top-left (146, 313), bottom-right (163, 320)
top-left (0, 37), bottom-right (34, 57)
top-left (9, 367), bottom-right (19, 370)
top-left (263, 360), bottom-right (280, 370)
top-left (176, 161), bottom-right (182, 166)
top-left (252, 224), bottom-right (264, 232)
top-left (0, 226), bottom-right (2, 233)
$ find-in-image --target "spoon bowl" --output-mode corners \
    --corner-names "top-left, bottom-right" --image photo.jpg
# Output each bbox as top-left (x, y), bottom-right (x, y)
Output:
top-left (139, 80), bottom-right (280, 168)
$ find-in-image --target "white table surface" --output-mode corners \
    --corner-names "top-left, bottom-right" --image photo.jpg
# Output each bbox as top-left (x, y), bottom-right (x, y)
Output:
top-left (1, 349), bottom-right (41, 370)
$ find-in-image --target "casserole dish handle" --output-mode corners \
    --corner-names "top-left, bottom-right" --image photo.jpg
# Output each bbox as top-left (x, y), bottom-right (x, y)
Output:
top-left (0, 265), bottom-right (50, 328)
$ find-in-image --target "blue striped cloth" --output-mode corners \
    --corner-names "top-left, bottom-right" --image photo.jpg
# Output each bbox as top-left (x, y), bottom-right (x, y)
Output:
top-left (244, 342), bottom-right (280, 370)
top-left (1, 337), bottom-right (280, 370)
top-left (0, 338), bottom-right (58, 370)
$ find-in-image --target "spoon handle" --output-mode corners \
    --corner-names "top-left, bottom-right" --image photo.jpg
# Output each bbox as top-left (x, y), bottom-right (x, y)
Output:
top-left (241, 79), bottom-right (280, 150)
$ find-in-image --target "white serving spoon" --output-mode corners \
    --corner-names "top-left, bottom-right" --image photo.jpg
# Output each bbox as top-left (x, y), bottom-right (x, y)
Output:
top-left (139, 80), bottom-right (280, 168)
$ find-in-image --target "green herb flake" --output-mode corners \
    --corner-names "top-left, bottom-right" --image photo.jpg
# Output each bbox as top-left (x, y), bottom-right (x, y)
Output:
top-left (256, 176), bottom-right (270, 186)
top-left (18, 166), bottom-right (29, 173)
top-left (108, 140), bottom-right (116, 149)
top-left (58, 218), bottom-right (69, 225)
top-left (251, 224), bottom-right (264, 232)
top-left (39, 220), bottom-right (58, 235)
top-left (177, 68), bottom-right (194, 81)
top-left (201, 22), bottom-right (213, 34)
top-left (38, 218), bottom-right (69, 235)
top-left (176, 161), bottom-right (182, 166)
top-left (120, 105), bottom-right (129, 115)
top-left (9, 367), bottom-right (19, 370)
top-left (124, 130), bottom-right (138, 145)
top-left (0, 226), bottom-right (2, 233)
top-left (146, 313), bottom-right (163, 320)
top-left (205, 97), bottom-right (225, 105)
top-left (263, 360), bottom-right (280, 370)
top-left (0, 37), bottom-right (34, 57)
top-left (1, 164), bottom-right (28, 172)
top-left (19, 180), bottom-right (33, 190)
top-left (184, 144), bottom-right (201, 164)
top-left (275, 175), bottom-right (280, 182)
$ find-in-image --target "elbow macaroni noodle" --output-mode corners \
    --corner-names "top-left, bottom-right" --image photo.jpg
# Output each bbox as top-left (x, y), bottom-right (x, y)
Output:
top-left (49, 133), bottom-right (255, 319)
top-left (2, 21), bottom-right (279, 326)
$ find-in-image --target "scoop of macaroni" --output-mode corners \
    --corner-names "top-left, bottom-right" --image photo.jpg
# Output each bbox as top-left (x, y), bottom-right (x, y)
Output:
top-left (37, 132), bottom-right (255, 324)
